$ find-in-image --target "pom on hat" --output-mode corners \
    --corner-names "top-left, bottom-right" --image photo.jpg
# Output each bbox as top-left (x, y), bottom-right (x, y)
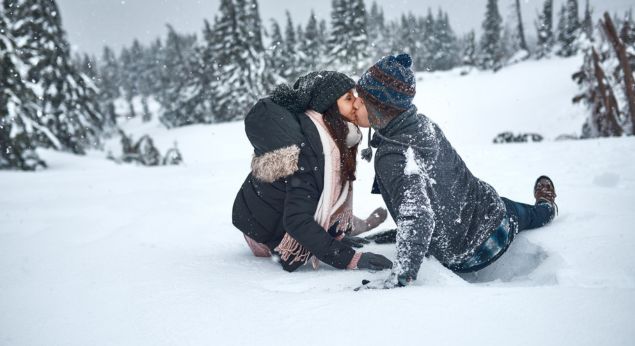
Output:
top-left (395, 53), bottom-right (412, 68)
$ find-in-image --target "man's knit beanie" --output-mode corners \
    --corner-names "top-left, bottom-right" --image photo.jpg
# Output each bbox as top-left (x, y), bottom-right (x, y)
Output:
top-left (356, 53), bottom-right (416, 114)
top-left (271, 71), bottom-right (355, 114)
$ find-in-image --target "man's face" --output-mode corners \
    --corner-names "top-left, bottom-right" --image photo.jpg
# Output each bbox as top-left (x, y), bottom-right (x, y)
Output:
top-left (352, 92), bottom-right (371, 128)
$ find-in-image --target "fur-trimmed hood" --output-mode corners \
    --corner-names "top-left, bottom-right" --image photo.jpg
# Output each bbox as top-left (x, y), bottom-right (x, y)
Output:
top-left (251, 145), bottom-right (300, 183)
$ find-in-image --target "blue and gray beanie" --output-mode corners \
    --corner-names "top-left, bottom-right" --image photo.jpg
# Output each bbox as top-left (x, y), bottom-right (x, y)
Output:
top-left (356, 53), bottom-right (416, 113)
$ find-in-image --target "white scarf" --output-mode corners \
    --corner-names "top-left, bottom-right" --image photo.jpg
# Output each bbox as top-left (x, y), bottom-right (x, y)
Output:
top-left (275, 110), bottom-right (354, 268)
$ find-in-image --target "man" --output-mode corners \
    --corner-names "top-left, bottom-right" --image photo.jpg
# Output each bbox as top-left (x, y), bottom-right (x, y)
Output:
top-left (353, 53), bottom-right (558, 288)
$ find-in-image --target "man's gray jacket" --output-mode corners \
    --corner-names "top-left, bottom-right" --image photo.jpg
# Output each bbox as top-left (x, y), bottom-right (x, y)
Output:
top-left (371, 105), bottom-right (506, 280)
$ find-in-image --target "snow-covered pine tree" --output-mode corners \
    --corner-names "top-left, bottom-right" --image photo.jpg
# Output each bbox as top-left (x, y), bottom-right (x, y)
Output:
top-left (160, 22), bottom-right (220, 127)
top-left (461, 30), bottom-right (478, 68)
top-left (620, 11), bottom-right (635, 46)
top-left (417, 9), bottom-right (436, 72)
top-left (5, 0), bottom-right (103, 154)
top-left (581, 0), bottom-right (594, 41)
top-left (281, 10), bottom-right (302, 81)
top-left (367, 1), bottom-right (392, 62)
top-left (119, 47), bottom-right (137, 118)
top-left (535, 0), bottom-right (554, 58)
top-left (556, 4), bottom-right (568, 55)
top-left (433, 10), bottom-right (459, 71)
top-left (327, 0), bottom-right (353, 74)
top-left (264, 19), bottom-right (287, 85)
top-left (479, 0), bottom-right (504, 70)
top-left (208, 0), bottom-right (267, 122)
top-left (245, 0), bottom-right (263, 52)
top-left (145, 38), bottom-right (164, 97)
top-left (207, 0), bottom-right (252, 121)
top-left (302, 11), bottom-right (323, 72)
top-left (238, 0), bottom-right (269, 98)
top-left (76, 54), bottom-right (98, 83)
top-left (399, 13), bottom-right (418, 68)
top-left (318, 19), bottom-right (329, 53)
top-left (558, 0), bottom-right (580, 56)
top-left (97, 46), bottom-right (120, 128)
top-left (0, 8), bottom-right (46, 170)
top-left (130, 39), bottom-right (148, 118)
top-left (349, 0), bottom-right (371, 75)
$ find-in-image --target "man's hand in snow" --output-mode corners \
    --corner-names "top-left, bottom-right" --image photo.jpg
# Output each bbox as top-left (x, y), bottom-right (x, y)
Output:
top-left (354, 271), bottom-right (413, 291)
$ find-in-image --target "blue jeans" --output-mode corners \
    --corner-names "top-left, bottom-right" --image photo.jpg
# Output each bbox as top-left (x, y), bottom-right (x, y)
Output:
top-left (453, 197), bottom-right (555, 273)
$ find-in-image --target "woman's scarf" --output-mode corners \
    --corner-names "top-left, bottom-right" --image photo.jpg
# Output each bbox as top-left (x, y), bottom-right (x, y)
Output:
top-left (275, 110), bottom-right (355, 269)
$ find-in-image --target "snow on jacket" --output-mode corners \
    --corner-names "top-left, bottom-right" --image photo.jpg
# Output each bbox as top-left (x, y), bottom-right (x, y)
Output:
top-left (232, 98), bottom-right (356, 271)
top-left (370, 105), bottom-right (506, 280)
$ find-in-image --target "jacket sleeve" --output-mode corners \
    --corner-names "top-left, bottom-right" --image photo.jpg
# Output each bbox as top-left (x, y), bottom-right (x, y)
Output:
top-left (282, 154), bottom-right (356, 270)
top-left (376, 148), bottom-right (435, 280)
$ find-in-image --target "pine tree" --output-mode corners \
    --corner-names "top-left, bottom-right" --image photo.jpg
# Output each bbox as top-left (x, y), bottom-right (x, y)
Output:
top-left (433, 10), bottom-right (459, 70)
top-left (558, 0), bottom-right (580, 56)
top-left (98, 46), bottom-right (120, 127)
top-left (620, 11), bottom-right (635, 46)
top-left (479, 0), bottom-right (504, 70)
top-left (209, 0), bottom-right (245, 122)
top-left (581, 0), bottom-right (594, 40)
top-left (208, 0), bottom-right (267, 122)
top-left (418, 9), bottom-right (436, 71)
top-left (245, 0), bottom-right (263, 52)
top-left (461, 30), bottom-right (478, 68)
top-left (349, 0), bottom-right (371, 74)
top-left (367, 1), bottom-right (381, 59)
top-left (303, 11), bottom-right (322, 71)
top-left (556, 4), bottom-right (568, 55)
top-left (535, 0), bottom-right (554, 58)
top-left (279, 10), bottom-right (303, 81)
top-left (399, 13), bottom-right (418, 68)
top-left (264, 19), bottom-right (286, 85)
top-left (5, 0), bottom-right (103, 154)
top-left (0, 8), bottom-right (46, 170)
top-left (158, 25), bottom-right (201, 126)
top-left (328, 0), bottom-right (352, 73)
top-left (119, 47), bottom-right (136, 117)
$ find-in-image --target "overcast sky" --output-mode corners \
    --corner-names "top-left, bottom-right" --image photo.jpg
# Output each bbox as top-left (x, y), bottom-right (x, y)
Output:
top-left (56, 0), bottom-right (634, 56)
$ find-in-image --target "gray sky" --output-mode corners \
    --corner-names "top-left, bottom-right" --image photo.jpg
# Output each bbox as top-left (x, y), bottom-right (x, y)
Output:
top-left (57, 0), bottom-right (634, 56)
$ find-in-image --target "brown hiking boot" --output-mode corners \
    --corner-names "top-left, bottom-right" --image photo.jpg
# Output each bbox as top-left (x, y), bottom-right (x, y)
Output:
top-left (534, 175), bottom-right (558, 214)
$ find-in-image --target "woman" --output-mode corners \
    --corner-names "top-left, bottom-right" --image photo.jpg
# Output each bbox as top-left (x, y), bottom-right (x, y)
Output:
top-left (232, 71), bottom-right (392, 272)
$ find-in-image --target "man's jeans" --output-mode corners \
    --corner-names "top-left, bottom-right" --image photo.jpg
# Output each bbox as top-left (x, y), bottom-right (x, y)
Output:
top-left (453, 197), bottom-right (555, 273)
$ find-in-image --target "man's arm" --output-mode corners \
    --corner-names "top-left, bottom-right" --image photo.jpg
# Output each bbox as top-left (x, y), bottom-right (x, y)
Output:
top-left (376, 148), bottom-right (435, 283)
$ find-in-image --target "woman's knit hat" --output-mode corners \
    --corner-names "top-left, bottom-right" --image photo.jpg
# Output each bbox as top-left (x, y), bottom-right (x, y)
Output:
top-left (356, 53), bottom-right (416, 113)
top-left (271, 71), bottom-right (355, 114)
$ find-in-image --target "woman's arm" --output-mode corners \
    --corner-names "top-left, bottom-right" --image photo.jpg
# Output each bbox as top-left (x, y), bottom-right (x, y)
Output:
top-left (282, 154), bottom-right (356, 270)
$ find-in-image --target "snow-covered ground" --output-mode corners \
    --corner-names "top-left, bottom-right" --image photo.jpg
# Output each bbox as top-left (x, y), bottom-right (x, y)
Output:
top-left (2, 57), bottom-right (634, 345)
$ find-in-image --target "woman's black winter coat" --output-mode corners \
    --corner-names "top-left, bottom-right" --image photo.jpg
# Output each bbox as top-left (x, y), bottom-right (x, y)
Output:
top-left (232, 98), bottom-right (355, 271)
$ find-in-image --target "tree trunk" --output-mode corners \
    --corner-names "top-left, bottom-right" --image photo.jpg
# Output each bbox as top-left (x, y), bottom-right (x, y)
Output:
top-left (601, 12), bottom-right (635, 134)
top-left (515, 0), bottom-right (528, 51)
top-left (591, 47), bottom-right (623, 136)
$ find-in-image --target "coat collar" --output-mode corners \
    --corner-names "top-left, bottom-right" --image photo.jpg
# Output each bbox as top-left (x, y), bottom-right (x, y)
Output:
top-left (370, 105), bottom-right (418, 148)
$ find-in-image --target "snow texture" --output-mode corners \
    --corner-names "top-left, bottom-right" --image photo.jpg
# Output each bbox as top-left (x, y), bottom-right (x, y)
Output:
top-left (1, 56), bottom-right (634, 345)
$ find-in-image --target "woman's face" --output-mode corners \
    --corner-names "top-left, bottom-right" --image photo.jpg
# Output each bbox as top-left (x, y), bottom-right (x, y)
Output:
top-left (352, 94), bottom-right (370, 128)
top-left (336, 90), bottom-right (357, 124)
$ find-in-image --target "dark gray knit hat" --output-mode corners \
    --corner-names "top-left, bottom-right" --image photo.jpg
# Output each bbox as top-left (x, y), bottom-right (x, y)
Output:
top-left (271, 71), bottom-right (355, 114)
